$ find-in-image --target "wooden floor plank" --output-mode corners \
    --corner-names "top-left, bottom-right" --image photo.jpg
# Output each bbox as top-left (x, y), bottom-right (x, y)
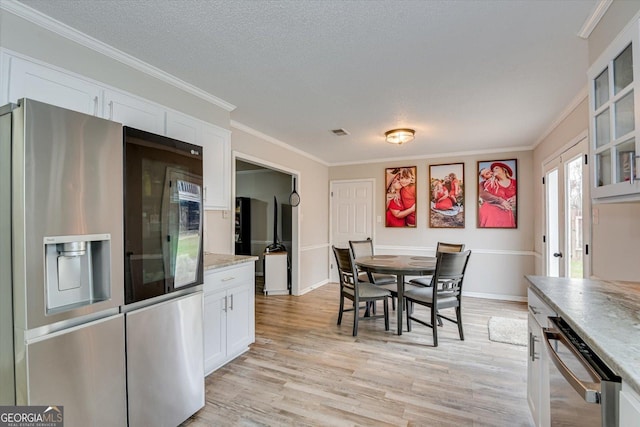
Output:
top-left (182, 282), bottom-right (534, 426)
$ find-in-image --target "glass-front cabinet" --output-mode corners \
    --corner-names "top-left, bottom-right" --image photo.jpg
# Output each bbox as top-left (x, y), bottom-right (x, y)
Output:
top-left (588, 21), bottom-right (640, 201)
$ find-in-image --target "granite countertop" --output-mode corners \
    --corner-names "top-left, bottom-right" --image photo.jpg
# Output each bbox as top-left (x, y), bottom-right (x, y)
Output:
top-left (526, 275), bottom-right (640, 395)
top-left (204, 253), bottom-right (258, 271)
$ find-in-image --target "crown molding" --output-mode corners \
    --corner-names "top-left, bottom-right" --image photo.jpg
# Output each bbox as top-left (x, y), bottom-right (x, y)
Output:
top-left (578, 0), bottom-right (613, 39)
top-left (0, 0), bottom-right (236, 112)
top-left (230, 120), bottom-right (330, 167)
top-left (328, 144), bottom-right (535, 167)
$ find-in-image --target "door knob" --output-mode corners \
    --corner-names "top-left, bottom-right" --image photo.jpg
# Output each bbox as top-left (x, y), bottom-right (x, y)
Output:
top-left (553, 252), bottom-right (563, 258)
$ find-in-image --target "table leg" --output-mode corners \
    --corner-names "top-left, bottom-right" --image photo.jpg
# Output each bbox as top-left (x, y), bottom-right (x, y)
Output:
top-left (396, 273), bottom-right (404, 335)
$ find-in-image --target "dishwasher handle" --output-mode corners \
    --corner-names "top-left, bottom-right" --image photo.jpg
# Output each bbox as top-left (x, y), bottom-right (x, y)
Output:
top-left (544, 329), bottom-right (601, 404)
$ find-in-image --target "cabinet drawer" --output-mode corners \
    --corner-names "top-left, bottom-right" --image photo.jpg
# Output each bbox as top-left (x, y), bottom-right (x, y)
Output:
top-left (528, 287), bottom-right (556, 328)
top-left (204, 263), bottom-right (253, 292)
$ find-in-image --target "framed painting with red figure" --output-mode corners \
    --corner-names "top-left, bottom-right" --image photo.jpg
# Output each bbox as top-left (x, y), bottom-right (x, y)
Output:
top-left (385, 166), bottom-right (417, 227)
top-left (429, 163), bottom-right (464, 228)
top-left (477, 159), bottom-right (517, 229)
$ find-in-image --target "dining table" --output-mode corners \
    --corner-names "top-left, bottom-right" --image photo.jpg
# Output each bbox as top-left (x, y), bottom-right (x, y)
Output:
top-left (355, 254), bottom-right (436, 335)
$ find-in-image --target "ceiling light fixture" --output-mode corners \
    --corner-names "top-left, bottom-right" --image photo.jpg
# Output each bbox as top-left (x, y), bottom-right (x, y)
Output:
top-left (385, 128), bottom-right (415, 145)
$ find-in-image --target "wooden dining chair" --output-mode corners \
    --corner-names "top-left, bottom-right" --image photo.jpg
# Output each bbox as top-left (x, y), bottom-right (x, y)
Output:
top-left (408, 242), bottom-right (465, 288)
top-left (349, 238), bottom-right (396, 285)
top-left (404, 250), bottom-right (471, 347)
top-left (349, 238), bottom-right (397, 310)
top-left (332, 246), bottom-right (390, 336)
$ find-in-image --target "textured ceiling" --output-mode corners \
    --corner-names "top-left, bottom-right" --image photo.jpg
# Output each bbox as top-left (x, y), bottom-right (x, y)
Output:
top-left (18, 0), bottom-right (598, 165)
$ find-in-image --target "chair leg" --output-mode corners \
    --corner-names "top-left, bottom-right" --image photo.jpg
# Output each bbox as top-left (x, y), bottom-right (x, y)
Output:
top-left (384, 298), bottom-right (389, 331)
top-left (406, 300), bottom-right (412, 332)
top-left (431, 305), bottom-right (438, 347)
top-left (456, 306), bottom-right (464, 340)
top-left (437, 310), bottom-right (443, 327)
top-left (337, 295), bottom-right (344, 325)
top-left (391, 296), bottom-right (396, 311)
top-left (353, 303), bottom-right (359, 336)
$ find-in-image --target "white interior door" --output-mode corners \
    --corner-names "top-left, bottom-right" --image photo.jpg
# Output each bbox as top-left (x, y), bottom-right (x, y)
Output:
top-left (330, 180), bottom-right (374, 281)
top-left (543, 138), bottom-right (590, 278)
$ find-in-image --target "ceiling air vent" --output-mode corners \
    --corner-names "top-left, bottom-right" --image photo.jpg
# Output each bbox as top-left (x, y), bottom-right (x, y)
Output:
top-left (331, 128), bottom-right (350, 136)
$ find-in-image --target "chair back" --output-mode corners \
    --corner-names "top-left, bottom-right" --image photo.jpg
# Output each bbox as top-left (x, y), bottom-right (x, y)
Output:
top-left (433, 250), bottom-right (471, 297)
top-left (436, 241), bottom-right (465, 254)
top-left (332, 246), bottom-right (357, 291)
top-left (349, 238), bottom-right (374, 259)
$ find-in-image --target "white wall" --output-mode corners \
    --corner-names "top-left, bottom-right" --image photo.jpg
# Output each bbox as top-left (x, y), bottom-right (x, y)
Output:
top-left (329, 150), bottom-right (535, 300)
top-left (0, 9), bottom-right (229, 127)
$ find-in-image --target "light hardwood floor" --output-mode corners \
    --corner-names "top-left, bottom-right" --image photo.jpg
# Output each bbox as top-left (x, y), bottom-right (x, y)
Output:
top-left (183, 282), bottom-right (534, 426)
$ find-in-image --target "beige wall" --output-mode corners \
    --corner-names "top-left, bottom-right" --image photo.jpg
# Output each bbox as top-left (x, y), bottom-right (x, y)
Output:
top-left (531, 1), bottom-right (640, 282)
top-left (330, 150), bottom-right (535, 300)
top-left (230, 127), bottom-right (330, 294)
top-left (587, 1), bottom-right (640, 281)
top-left (589, 0), bottom-right (640, 65)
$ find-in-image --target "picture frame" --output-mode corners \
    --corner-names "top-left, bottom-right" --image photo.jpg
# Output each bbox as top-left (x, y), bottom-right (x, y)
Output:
top-left (477, 159), bottom-right (517, 229)
top-left (385, 166), bottom-right (417, 227)
top-left (429, 163), bottom-right (464, 228)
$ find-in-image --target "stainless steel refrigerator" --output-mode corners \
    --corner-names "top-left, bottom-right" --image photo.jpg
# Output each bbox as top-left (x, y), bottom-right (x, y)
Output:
top-left (123, 126), bottom-right (205, 427)
top-left (0, 99), bottom-right (127, 425)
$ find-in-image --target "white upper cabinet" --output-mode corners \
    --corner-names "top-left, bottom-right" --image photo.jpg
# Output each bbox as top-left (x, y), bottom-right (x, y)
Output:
top-left (103, 89), bottom-right (165, 134)
top-left (201, 123), bottom-right (231, 211)
top-left (166, 110), bottom-right (200, 143)
top-left (5, 55), bottom-right (101, 116)
top-left (2, 51), bottom-right (232, 211)
top-left (588, 20), bottom-right (640, 202)
top-left (167, 111), bottom-right (231, 210)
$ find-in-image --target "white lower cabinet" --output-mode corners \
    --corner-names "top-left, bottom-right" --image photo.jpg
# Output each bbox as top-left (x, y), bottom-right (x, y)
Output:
top-left (527, 288), bottom-right (553, 427)
top-left (203, 262), bottom-right (255, 375)
top-left (620, 382), bottom-right (640, 427)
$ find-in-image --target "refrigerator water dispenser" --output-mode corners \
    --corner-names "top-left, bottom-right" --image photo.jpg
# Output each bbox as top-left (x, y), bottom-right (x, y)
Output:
top-left (44, 234), bottom-right (112, 314)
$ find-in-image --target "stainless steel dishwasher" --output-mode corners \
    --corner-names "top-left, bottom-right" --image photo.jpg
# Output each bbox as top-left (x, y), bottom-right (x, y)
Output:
top-left (544, 317), bottom-right (621, 427)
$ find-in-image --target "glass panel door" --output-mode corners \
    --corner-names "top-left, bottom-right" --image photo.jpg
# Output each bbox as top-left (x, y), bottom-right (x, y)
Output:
top-left (544, 138), bottom-right (589, 278)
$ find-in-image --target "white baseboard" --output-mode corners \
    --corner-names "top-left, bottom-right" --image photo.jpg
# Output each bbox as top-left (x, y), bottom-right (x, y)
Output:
top-left (463, 291), bottom-right (527, 303)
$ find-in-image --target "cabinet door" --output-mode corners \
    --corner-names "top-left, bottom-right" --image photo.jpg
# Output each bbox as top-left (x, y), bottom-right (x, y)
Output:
top-left (226, 281), bottom-right (254, 359)
top-left (589, 23), bottom-right (640, 201)
top-left (527, 313), bottom-right (541, 427)
top-left (201, 123), bottom-right (231, 210)
top-left (203, 288), bottom-right (227, 375)
top-left (7, 56), bottom-right (101, 115)
top-left (103, 90), bottom-right (165, 134)
top-left (166, 110), bottom-right (199, 144)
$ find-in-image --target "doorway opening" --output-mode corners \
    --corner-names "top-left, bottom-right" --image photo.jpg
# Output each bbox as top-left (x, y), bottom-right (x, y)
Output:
top-left (233, 153), bottom-right (299, 296)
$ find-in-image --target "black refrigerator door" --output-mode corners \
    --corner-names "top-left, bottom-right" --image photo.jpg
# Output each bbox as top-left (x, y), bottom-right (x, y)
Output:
top-left (124, 127), bottom-right (203, 304)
